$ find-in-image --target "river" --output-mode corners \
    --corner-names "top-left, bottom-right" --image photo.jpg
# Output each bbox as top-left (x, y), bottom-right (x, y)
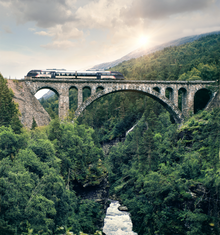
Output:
top-left (103, 200), bottom-right (137, 235)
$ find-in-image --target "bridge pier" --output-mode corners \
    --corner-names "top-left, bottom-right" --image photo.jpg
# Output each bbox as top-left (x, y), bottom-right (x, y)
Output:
top-left (78, 86), bottom-right (83, 108)
top-left (184, 89), bottom-right (196, 116)
top-left (91, 85), bottom-right (96, 96)
top-left (173, 89), bottom-right (179, 108)
top-left (59, 88), bottom-right (69, 120)
top-left (160, 87), bottom-right (166, 97)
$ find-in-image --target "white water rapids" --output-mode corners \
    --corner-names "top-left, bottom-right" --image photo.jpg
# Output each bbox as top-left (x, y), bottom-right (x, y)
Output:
top-left (103, 200), bottom-right (137, 235)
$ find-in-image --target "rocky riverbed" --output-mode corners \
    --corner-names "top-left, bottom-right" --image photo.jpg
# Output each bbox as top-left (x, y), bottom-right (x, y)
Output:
top-left (103, 200), bottom-right (137, 235)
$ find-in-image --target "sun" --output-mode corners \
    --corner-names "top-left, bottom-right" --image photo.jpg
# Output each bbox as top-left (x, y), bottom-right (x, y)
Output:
top-left (138, 36), bottom-right (148, 46)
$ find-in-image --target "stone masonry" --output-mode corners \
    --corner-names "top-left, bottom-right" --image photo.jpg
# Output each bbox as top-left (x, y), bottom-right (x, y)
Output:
top-left (7, 79), bottom-right (51, 128)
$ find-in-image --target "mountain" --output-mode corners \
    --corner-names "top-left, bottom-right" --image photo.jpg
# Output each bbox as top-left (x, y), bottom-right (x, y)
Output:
top-left (90, 31), bottom-right (220, 70)
top-left (39, 90), bottom-right (55, 100)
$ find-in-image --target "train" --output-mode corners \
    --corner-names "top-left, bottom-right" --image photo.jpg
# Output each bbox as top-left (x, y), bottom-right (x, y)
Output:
top-left (26, 69), bottom-right (125, 80)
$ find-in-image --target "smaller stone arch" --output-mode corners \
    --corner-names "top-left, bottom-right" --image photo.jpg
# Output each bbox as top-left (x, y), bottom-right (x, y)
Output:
top-left (35, 86), bottom-right (59, 97)
top-left (165, 87), bottom-right (174, 101)
top-left (69, 86), bottom-right (78, 111)
top-left (35, 86), bottom-right (59, 118)
top-left (83, 86), bottom-right (91, 102)
top-left (153, 87), bottom-right (160, 93)
top-left (96, 86), bottom-right (104, 92)
top-left (178, 87), bottom-right (187, 112)
top-left (194, 88), bottom-right (212, 114)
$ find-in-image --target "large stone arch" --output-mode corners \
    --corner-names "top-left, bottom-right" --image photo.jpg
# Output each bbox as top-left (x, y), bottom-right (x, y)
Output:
top-left (75, 87), bottom-right (184, 123)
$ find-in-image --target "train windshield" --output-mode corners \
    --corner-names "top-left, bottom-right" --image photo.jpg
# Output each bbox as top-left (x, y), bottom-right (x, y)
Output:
top-left (27, 70), bottom-right (41, 77)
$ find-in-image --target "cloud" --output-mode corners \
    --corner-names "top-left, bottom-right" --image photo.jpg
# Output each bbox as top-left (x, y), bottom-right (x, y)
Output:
top-left (0, 0), bottom-right (77, 27)
top-left (28, 28), bottom-right (36, 32)
top-left (35, 31), bottom-right (52, 36)
top-left (121, 0), bottom-right (215, 20)
top-left (51, 23), bottom-right (84, 40)
top-left (35, 23), bottom-right (84, 43)
top-left (41, 40), bottom-right (76, 50)
top-left (75, 0), bottom-right (131, 28)
top-left (4, 26), bottom-right (12, 34)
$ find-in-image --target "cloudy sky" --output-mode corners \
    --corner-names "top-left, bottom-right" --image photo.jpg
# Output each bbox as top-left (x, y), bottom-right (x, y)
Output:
top-left (0, 0), bottom-right (220, 79)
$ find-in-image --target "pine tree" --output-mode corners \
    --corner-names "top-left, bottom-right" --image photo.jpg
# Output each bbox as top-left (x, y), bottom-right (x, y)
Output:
top-left (0, 74), bottom-right (22, 133)
top-left (31, 117), bottom-right (37, 130)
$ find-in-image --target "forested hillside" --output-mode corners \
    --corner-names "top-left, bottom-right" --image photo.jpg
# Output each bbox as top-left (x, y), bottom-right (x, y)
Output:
top-left (0, 74), bottom-right (105, 235)
top-left (113, 33), bottom-right (220, 81)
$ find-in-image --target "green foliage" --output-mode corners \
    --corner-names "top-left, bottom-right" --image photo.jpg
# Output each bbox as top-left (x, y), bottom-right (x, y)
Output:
top-left (48, 119), bottom-right (107, 187)
top-left (0, 74), bottom-right (22, 133)
top-left (31, 117), bottom-right (37, 130)
top-left (0, 126), bottom-right (27, 160)
top-left (39, 94), bottom-right (59, 119)
top-left (0, 121), bottom-right (105, 234)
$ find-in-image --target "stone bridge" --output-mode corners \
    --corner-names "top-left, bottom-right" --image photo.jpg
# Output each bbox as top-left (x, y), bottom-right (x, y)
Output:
top-left (22, 78), bottom-right (217, 124)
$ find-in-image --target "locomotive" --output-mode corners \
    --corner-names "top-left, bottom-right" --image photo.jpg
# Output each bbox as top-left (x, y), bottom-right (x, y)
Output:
top-left (26, 69), bottom-right (125, 80)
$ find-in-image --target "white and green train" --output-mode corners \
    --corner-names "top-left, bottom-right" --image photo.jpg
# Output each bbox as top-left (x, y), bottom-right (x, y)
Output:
top-left (26, 69), bottom-right (125, 80)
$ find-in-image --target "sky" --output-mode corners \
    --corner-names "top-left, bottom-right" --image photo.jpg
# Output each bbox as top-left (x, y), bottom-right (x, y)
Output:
top-left (0, 0), bottom-right (220, 80)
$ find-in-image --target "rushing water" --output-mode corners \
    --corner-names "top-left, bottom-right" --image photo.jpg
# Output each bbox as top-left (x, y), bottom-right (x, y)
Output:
top-left (103, 200), bottom-right (137, 235)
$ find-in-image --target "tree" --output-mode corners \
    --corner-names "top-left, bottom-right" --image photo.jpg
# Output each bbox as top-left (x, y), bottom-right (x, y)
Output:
top-left (31, 117), bottom-right (37, 130)
top-left (0, 74), bottom-right (22, 133)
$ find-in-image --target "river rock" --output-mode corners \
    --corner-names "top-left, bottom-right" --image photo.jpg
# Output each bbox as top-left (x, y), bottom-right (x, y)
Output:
top-left (118, 206), bottom-right (128, 211)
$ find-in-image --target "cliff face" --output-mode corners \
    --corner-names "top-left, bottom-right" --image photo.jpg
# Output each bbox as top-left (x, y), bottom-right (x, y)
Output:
top-left (7, 79), bottom-right (50, 128)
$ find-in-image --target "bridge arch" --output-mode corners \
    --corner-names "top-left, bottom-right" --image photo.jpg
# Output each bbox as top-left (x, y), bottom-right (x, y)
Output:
top-left (96, 86), bottom-right (104, 92)
top-left (35, 86), bottom-right (59, 97)
top-left (165, 87), bottom-right (174, 101)
top-left (153, 87), bottom-right (160, 93)
top-left (178, 87), bottom-right (187, 111)
top-left (83, 86), bottom-right (92, 102)
top-left (75, 87), bottom-right (184, 123)
top-left (69, 86), bottom-right (78, 111)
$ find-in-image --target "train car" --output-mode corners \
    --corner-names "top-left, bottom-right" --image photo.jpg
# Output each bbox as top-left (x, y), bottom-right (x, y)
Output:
top-left (26, 69), bottom-right (125, 80)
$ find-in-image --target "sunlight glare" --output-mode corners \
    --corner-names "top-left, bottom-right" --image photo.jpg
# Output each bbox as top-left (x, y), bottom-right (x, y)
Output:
top-left (138, 36), bottom-right (148, 46)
